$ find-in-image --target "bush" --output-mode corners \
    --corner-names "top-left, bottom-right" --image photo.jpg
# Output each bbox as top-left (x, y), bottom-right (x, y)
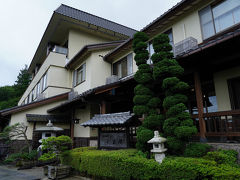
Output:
top-left (142, 114), bottom-right (164, 129)
top-left (204, 150), bottom-right (238, 166)
top-left (134, 84), bottom-right (153, 96)
top-left (133, 105), bottom-right (149, 116)
top-left (38, 152), bottom-right (57, 162)
top-left (184, 143), bottom-right (211, 157)
top-left (174, 126), bottom-right (197, 139)
top-left (39, 135), bottom-right (72, 163)
top-left (61, 148), bottom-right (240, 180)
top-left (133, 95), bottom-right (152, 105)
top-left (4, 150), bottom-right (38, 164)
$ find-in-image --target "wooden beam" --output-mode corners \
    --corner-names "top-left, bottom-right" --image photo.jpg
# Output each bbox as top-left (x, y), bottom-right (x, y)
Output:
top-left (101, 101), bottom-right (106, 114)
top-left (194, 72), bottom-right (207, 142)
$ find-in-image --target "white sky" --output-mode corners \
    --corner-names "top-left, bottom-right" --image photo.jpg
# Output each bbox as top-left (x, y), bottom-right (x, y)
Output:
top-left (0, 0), bottom-right (181, 86)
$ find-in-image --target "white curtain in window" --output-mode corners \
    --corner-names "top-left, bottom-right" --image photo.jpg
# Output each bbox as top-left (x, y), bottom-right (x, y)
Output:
top-left (127, 53), bottom-right (133, 75)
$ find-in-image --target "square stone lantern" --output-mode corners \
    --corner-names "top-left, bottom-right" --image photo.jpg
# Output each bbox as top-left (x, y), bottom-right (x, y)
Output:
top-left (148, 131), bottom-right (167, 164)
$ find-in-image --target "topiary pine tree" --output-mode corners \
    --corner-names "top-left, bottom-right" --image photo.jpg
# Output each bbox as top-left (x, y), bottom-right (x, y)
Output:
top-left (133, 32), bottom-right (164, 152)
top-left (151, 34), bottom-right (197, 154)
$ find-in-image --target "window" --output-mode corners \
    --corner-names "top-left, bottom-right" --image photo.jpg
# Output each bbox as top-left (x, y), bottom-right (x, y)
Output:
top-left (73, 63), bottom-right (86, 86)
top-left (147, 29), bottom-right (173, 64)
top-left (29, 92), bottom-right (32, 103)
top-left (31, 90), bottom-right (34, 101)
top-left (199, 0), bottom-right (240, 39)
top-left (33, 86), bottom-right (36, 100)
top-left (36, 82), bottom-right (41, 97)
top-left (41, 73), bottom-right (47, 92)
top-left (113, 53), bottom-right (133, 78)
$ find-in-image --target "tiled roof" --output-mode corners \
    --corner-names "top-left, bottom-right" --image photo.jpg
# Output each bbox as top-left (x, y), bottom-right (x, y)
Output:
top-left (81, 111), bottom-right (133, 127)
top-left (55, 4), bottom-right (137, 37)
top-left (26, 114), bottom-right (70, 123)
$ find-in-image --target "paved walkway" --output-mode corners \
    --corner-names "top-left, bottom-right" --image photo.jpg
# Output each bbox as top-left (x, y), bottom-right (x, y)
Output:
top-left (0, 165), bottom-right (45, 180)
top-left (0, 165), bottom-right (92, 180)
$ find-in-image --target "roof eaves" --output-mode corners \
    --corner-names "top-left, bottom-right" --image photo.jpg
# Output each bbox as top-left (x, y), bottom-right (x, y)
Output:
top-left (65, 40), bottom-right (126, 69)
top-left (55, 4), bottom-right (137, 37)
top-left (0, 93), bottom-right (68, 116)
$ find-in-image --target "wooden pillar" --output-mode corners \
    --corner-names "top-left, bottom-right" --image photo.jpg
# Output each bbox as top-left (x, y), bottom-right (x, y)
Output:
top-left (101, 101), bottom-right (106, 114)
top-left (194, 72), bottom-right (207, 142)
top-left (70, 109), bottom-right (75, 143)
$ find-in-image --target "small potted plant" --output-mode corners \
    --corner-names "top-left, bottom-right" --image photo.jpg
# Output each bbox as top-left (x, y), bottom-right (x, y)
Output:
top-left (39, 135), bottom-right (72, 179)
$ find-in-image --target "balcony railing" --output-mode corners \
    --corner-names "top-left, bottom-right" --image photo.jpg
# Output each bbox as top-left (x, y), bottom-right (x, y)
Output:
top-left (192, 110), bottom-right (240, 136)
top-left (52, 45), bottom-right (68, 55)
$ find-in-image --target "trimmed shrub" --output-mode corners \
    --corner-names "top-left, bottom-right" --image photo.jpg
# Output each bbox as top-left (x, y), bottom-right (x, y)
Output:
top-left (134, 84), bottom-right (153, 96)
top-left (147, 97), bottom-right (161, 108)
top-left (133, 105), bottom-right (149, 116)
top-left (134, 71), bottom-right (152, 84)
top-left (142, 114), bottom-right (165, 129)
top-left (174, 126), bottom-right (198, 139)
top-left (163, 94), bottom-right (188, 109)
top-left (204, 150), bottom-right (238, 166)
top-left (133, 95), bottom-right (152, 105)
top-left (61, 148), bottom-right (240, 180)
top-left (184, 143), bottom-right (211, 157)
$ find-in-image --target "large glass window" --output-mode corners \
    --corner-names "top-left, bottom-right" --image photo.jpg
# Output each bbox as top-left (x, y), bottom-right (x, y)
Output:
top-left (76, 63), bottom-right (86, 85)
top-left (199, 0), bottom-right (240, 39)
top-left (113, 53), bottom-right (133, 78)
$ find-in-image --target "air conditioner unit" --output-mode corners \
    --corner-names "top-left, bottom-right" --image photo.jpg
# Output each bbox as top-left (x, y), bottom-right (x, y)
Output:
top-left (36, 93), bottom-right (45, 101)
top-left (106, 75), bottom-right (119, 84)
top-left (68, 91), bottom-right (78, 101)
top-left (174, 37), bottom-right (198, 56)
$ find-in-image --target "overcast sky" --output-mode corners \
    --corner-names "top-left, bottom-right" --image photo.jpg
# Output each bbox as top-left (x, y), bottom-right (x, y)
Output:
top-left (0, 0), bottom-right (181, 86)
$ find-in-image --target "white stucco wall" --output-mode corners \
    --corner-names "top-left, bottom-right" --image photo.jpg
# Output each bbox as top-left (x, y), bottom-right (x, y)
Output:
top-left (214, 66), bottom-right (240, 111)
top-left (68, 29), bottom-right (112, 60)
top-left (73, 50), bottom-right (112, 94)
top-left (10, 99), bottom-right (67, 140)
top-left (74, 105), bottom-right (91, 137)
top-left (19, 52), bottom-right (68, 105)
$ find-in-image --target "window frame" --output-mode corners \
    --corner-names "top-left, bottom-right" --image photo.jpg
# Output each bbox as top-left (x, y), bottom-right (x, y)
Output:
top-left (199, 0), bottom-right (240, 40)
top-left (112, 53), bottom-right (133, 79)
top-left (75, 63), bottom-right (86, 86)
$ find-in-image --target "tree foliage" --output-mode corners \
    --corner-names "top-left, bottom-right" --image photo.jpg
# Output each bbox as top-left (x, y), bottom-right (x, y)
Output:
top-left (39, 135), bottom-right (72, 162)
top-left (151, 34), bottom-right (197, 154)
top-left (132, 32), bottom-right (197, 154)
top-left (0, 65), bottom-right (31, 110)
top-left (0, 123), bottom-right (32, 153)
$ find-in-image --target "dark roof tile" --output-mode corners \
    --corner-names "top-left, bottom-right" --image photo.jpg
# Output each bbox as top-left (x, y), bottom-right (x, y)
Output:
top-left (55, 4), bottom-right (137, 37)
top-left (81, 111), bottom-right (133, 127)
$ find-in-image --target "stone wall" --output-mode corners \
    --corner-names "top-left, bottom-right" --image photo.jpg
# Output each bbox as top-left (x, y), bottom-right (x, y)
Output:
top-left (208, 143), bottom-right (240, 162)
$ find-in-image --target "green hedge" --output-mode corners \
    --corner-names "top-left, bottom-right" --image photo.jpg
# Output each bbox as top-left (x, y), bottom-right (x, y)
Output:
top-left (61, 147), bottom-right (240, 180)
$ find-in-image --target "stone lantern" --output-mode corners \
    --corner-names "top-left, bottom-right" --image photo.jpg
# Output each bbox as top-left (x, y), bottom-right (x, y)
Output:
top-left (35, 120), bottom-right (64, 156)
top-left (147, 131), bottom-right (167, 164)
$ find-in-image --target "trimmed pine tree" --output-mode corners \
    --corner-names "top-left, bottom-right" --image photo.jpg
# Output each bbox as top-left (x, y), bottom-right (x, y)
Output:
top-left (152, 34), bottom-right (197, 154)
